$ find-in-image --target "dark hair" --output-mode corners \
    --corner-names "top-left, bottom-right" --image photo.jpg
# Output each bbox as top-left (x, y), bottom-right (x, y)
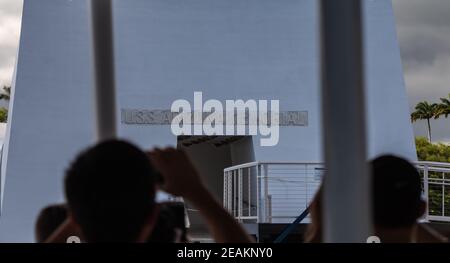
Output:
top-left (65, 140), bottom-right (157, 242)
top-left (35, 204), bottom-right (68, 242)
top-left (371, 155), bottom-right (423, 228)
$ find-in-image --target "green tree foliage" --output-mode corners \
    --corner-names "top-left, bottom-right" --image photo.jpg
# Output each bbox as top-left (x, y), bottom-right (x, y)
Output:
top-left (435, 94), bottom-right (450, 119)
top-left (0, 107), bottom-right (8, 123)
top-left (0, 86), bottom-right (10, 123)
top-left (415, 137), bottom-right (450, 163)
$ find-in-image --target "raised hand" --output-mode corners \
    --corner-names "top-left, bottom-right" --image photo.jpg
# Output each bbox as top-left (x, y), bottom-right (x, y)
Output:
top-left (147, 148), bottom-right (206, 201)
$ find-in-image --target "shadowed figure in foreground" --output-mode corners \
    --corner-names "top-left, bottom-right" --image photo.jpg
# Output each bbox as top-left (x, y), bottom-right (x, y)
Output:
top-left (45, 140), bottom-right (252, 243)
top-left (305, 155), bottom-right (447, 243)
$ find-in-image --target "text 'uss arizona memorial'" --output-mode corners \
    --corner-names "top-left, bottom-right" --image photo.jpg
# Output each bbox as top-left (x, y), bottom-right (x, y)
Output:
top-left (121, 92), bottom-right (308, 146)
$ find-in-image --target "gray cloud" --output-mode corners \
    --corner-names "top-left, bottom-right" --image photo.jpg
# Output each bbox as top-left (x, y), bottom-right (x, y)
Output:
top-left (393, 0), bottom-right (450, 27)
top-left (0, 0), bottom-right (22, 87)
top-left (0, 0), bottom-right (23, 16)
top-left (393, 0), bottom-right (450, 142)
top-left (394, 0), bottom-right (450, 70)
top-left (399, 29), bottom-right (450, 69)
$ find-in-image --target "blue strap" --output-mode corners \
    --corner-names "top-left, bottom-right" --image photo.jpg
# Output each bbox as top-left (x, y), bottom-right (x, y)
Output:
top-left (273, 207), bottom-right (310, 243)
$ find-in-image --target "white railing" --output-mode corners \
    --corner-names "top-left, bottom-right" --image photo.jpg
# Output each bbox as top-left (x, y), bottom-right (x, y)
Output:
top-left (223, 162), bottom-right (323, 224)
top-left (416, 162), bottom-right (450, 222)
top-left (223, 161), bottom-right (450, 224)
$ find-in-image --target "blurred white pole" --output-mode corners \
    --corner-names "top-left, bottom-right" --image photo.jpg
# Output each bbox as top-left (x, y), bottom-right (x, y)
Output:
top-left (320, 0), bottom-right (371, 242)
top-left (90, 0), bottom-right (117, 141)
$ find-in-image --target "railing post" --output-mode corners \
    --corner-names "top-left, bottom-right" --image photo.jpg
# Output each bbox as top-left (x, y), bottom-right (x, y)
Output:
top-left (423, 165), bottom-right (430, 221)
top-left (264, 164), bottom-right (270, 223)
top-left (305, 164), bottom-right (309, 209)
top-left (238, 168), bottom-right (243, 222)
top-left (267, 195), bottom-right (272, 223)
top-left (233, 170), bottom-right (237, 217)
top-left (442, 172), bottom-right (445, 217)
top-left (257, 164), bottom-right (262, 223)
top-left (223, 171), bottom-right (228, 210)
top-left (228, 171), bottom-right (232, 214)
top-left (248, 167), bottom-right (251, 217)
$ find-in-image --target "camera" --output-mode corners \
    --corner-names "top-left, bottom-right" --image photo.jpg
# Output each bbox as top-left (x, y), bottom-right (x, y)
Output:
top-left (147, 201), bottom-right (188, 243)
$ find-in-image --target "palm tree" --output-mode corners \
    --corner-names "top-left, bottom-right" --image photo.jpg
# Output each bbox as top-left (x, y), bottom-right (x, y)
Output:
top-left (0, 86), bottom-right (11, 101)
top-left (411, 101), bottom-right (438, 143)
top-left (435, 94), bottom-right (450, 119)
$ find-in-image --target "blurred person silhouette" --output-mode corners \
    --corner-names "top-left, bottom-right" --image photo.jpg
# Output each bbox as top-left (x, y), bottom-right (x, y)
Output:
top-left (147, 147), bottom-right (253, 243)
top-left (146, 201), bottom-right (189, 243)
top-left (371, 155), bottom-right (446, 243)
top-left (46, 140), bottom-right (252, 243)
top-left (305, 155), bottom-right (447, 243)
top-left (35, 204), bottom-right (70, 243)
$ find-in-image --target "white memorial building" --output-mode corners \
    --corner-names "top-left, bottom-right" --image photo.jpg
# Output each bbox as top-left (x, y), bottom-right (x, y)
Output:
top-left (0, 0), bottom-right (415, 242)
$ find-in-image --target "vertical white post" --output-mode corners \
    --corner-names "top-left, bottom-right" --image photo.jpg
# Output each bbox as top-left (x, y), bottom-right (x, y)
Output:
top-left (234, 170), bottom-right (237, 217)
top-left (257, 164), bottom-right (261, 223)
top-left (223, 171), bottom-right (228, 209)
top-left (238, 168), bottom-right (243, 222)
top-left (442, 172), bottom-right (445, 217)
top-left (305, 164), bottom-right (309, 209)
top-left (320, 0), bottom-right (371, 242)
top-left (228, 171), bottom-right (232, 214)
top-left (264, 164), bottom-right (269, 223)
top-left (423, 165), bottom-right (429, 221)
top-left (248, 167), bottom-right (251, 217)
top-left (90, 0), bottom-right (118, 141)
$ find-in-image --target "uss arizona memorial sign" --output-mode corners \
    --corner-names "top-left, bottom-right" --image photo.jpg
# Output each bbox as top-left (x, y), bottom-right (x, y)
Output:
top-left (121, 92), bottom-right (308, 146)
top-left (121, 109), bottom-right (308, 126)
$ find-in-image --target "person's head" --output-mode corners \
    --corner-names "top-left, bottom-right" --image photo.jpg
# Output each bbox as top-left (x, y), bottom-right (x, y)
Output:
top-left (371, 155), bottom-right (425, 229)
top-left (304, 155), bottom-right (424, 242)
top-left (35, 204), bottom-right (68, 242)
top-left (65, 140), bottom-right (158, 242)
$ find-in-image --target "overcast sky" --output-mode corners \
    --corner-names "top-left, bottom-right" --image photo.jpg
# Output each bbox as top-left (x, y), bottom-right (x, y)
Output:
top-left (0, 0), bottom-right (449, 141)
